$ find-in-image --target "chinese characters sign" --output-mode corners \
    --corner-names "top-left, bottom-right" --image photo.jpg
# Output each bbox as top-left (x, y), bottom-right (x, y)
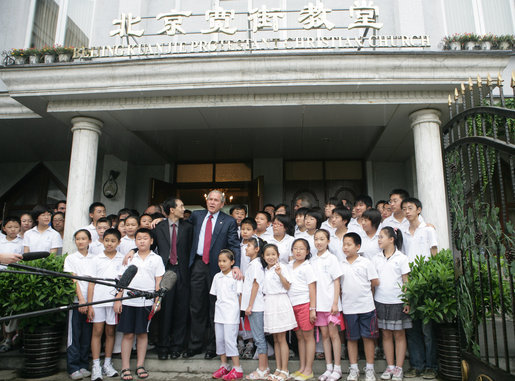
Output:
top-left (74, 1), bottom-right (431, 59)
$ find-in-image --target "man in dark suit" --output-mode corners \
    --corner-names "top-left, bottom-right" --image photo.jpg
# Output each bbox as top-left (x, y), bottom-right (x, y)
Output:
top-left (154, 197), bottom-right (193, 360)
top-left (183, 190), bottom-right (241, 359)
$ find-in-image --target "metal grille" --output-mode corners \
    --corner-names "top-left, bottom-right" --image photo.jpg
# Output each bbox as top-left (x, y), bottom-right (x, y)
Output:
top-left (443, 73), bottom-right (515, 378)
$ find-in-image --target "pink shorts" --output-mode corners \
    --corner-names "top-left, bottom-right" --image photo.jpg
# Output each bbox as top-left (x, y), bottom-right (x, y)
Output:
top-left (293, 303), bottom-right (315, 331)
top-left (315, 311), bottom-right (345, 329)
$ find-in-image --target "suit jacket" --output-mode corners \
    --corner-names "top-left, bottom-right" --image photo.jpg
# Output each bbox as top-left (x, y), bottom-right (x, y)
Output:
top-left (153, 218), bottom-right (193, 286)
top-left (188, 210), bottom-right (241, 277)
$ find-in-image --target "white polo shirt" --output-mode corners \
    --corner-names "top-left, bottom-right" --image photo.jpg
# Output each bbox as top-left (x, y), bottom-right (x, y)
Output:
top-left (210, 271), bottom-right (243, 324)
top-left (320, 219), bottom-right (337, 235)
top-left (268, 234), bottom-right (295, 264)
top-left (0, 236), bottom-right (24, 254)
top-left (240, 242), bottom-right (250, 275)
top-left (372, 250), bottom-right (410, 304)
top-left (310, 250), bottom-right (343, 312)
top-left (118, 236), bottom-right (136, 255)
top-left (122, 251), bottom-right (165, 307)
top-left (328, 232), bottom-right (345, 262)
top-left (263, 263), bottom-right (292, 295)
top-left (340, 255), bottom-right (378, 314)
top-left (88, 240), bottom-right (104, 256)
top-left (241, 258), bottom-right (265, 312)
top-left (402, 222), bottom-right (438, 263)
top-left (347, 218), bottom-right (365, 239)
top-left (257, 229), bottom-right (273, 243)
top-left (88, 251), bottom-right (124, 307)
top-left (83, 223), bottom-right (99, 242)
top-left (64, 251), bottom-right (95, 303)
top-left (359, 232), bottom-right (382, 261)
top-left (294, 230), bottom-right (316, 255)
top-left (380, 214), bottom-right (424, 232)
top-left (23, 226), bottom-right (62, 252)
top-left (287, 260), bottom-right (316, 306)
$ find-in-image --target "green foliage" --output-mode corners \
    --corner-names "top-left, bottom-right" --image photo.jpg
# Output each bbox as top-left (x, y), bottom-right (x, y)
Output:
top-left (0, 254), bottom-right (75, 332)
top-left (401, 249), bottom-right (458, 325)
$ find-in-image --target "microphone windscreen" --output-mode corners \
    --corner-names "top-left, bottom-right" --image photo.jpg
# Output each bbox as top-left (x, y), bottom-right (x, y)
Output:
top-left (159, 271), bottom-right (177, 292)
top-left (118, 265), bottom-right (138, 288)
top-left (22, 251), bottom-right (50, 261)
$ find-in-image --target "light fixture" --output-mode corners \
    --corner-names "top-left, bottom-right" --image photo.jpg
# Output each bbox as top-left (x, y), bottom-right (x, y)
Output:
top-left (103, 170), bottom-right (120, 199)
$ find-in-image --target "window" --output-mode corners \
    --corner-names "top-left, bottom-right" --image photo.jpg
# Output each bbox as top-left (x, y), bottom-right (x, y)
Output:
top-left (31, 0), bottom-right (59, 48)
top-left (176, 163), bottom-right (251, 183)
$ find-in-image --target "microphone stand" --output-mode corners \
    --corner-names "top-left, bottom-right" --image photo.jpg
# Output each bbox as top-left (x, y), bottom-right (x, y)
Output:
top-left (0, 290), bottom-right (162, 324)
top-left (5, 263), bottom-right (142, 293)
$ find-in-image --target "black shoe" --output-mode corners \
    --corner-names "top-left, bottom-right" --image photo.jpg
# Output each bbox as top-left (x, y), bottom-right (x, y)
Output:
top-left (204, 350), bottom-right (217, 359)
top-left (170, 351), bottom-right (181, 359)
top-left (157, 351), bottom-right (168, 360)
top-left (182, 349), bottom-right (201, 358)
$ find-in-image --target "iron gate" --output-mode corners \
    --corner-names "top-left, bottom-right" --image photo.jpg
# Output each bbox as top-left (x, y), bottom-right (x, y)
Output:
top-left (442, 74), bottom-right (514, 381)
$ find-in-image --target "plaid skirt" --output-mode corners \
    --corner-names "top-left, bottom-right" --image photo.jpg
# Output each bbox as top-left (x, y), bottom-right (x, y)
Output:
top-left (375, 301), bottom-right (412, 330)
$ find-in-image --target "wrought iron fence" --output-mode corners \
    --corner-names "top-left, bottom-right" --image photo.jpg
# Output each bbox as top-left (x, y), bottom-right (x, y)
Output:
top-left (443, 73), bottom-right (514, 378)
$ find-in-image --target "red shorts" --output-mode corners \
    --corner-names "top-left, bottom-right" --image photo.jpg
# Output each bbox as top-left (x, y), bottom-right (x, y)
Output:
top-left (293, 303), bottom-right (315, 331)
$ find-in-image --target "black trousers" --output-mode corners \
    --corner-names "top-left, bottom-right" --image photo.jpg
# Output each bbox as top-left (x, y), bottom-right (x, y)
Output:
top-left (157, 264), bottom-right (190, 353)
top-left (188, 256), bottom-right (216, 352)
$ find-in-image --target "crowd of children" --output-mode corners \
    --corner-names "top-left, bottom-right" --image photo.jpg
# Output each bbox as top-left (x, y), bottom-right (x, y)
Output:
top-left (0, 188), bottom-right (440, 381)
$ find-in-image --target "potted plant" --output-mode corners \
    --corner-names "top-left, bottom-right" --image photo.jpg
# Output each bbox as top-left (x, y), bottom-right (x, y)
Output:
top-left (442, 34), bottom-right (462, 50)
top-left (496, 34), bottom-right (514, 50)
top-left (10, 48), bottom-right (28, 65)
top-left (459, 33), bottom-right (480, 50)
top-left (54, 45), bottom-right (74, 62)
top-left (402, 250), bottom-right (461, 381)
top-left (0, 254), bottom-right (75, 378)
top-left (40, 45), bottom-right (56, 63)
top-left (479, 34), bottom-right (495, 50)
top-left (25, 47), bottom-right (41, 64)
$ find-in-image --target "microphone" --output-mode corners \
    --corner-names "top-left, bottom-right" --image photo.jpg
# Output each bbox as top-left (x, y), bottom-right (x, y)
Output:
top-left (117, 265), bottom-right (138, 291)
top-left (148, 271), bottom-right (177, 320)
top-left (22, 252), bottom-right (50, 261)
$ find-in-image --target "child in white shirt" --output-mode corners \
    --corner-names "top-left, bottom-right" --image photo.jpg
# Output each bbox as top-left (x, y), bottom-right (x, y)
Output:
top-left (263, 244), bottom-right (297, 381)
top-left (23, 208), bottom-right (62, 254)
top-left (114, 228), bottom-right (164, 381)
top-left (210, 249), bottom-right (244, 380)
top-left (63, 229), bottom-right (94, 380)
top-left (341, 232), bottom-right (379, 381)
top-left (87, 228), bottom-right (124, 380)
top-left (373, 227), bottom-right (411, 381)
top-left (89, 217), bottom-right (111, 256)
top-left (288, 238), bottom-right (317, 380)
top-left (311, 229), bottom-right (344, 381)
top-left (118, 215), bottom-right (139, 255)
top-left (359, 209), bottom-right (382, 260)
top-left (0, 217), bottom-right (23, 256)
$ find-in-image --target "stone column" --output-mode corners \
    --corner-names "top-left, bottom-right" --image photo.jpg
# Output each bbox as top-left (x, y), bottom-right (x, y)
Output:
top-left (63, 117), bottom-right (103, 253)
top-left (409, 109), bottom-right (450, 249)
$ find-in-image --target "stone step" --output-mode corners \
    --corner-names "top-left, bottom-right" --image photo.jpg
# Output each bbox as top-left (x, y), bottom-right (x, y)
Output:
top-left (1, 349), bottom-right (411, 374)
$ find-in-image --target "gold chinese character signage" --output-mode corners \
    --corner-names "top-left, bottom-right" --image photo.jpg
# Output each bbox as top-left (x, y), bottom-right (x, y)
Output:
top-left (73, 1), bottom-right (431, 60)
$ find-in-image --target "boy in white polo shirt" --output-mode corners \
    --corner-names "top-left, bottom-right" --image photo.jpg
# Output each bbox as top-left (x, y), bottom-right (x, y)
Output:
top-left (89, 217), bottom-right (111, 256)
top-left (87, 228), bottom-right (124, 380)
top-left (401, 198), bottom-right (438, 379)
top-left (341, 232), bottom-right (380, 381)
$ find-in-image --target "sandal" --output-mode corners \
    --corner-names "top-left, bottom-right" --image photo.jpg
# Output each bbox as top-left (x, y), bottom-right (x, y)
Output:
top-left (120, 368), bottom-right (133, 381)
top-left (318, 370), bottom-right (332, 381)
top-left (278, 370), bottom-right (290, 380)
top-left (267, 369), bottom-right (282, 380)
top-left (135, 366), bottom-right (149, 379)
top-left (246, 368), bottom-right (270, 380)
top-left (327, 369), bottom-right (342, 381)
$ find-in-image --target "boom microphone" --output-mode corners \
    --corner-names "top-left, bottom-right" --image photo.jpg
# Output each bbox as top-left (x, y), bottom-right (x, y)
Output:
top-left (22, 251), bottom-right (50, 261)
top-left (148, 270), bottom-right (177, 320)
top-left (117, 265), bottom-right (138, 290)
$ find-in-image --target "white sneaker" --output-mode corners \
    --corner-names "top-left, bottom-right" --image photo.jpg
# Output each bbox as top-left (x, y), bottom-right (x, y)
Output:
top-left (391, 367), bottom-right (403, 381)
top-left (365, 368), bottom-right (376, 381)
top-left (102, 362), bottom-right (119, 378)
top-left (69, 370), bottom-right (83, 380)
top-left (91, 364), bottom-right (102, 381)
top-left (381, 368), bottom-right (394, 380)
top-left (80, 369), bottom-right (91, 377)
top-left (346, 368), bottom-right (359, 381)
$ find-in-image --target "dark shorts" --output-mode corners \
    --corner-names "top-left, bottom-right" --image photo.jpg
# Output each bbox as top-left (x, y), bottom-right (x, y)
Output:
top-left (117, 305), bottom-right (151, 334)
top-left (343, 310), bottom-right (379, 341)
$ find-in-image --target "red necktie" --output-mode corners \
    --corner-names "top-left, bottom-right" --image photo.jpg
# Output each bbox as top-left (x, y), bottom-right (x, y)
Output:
top-left (202, 215), bottom-right (213, 264)
top-left (170, 223), bottom-right (177, 265)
